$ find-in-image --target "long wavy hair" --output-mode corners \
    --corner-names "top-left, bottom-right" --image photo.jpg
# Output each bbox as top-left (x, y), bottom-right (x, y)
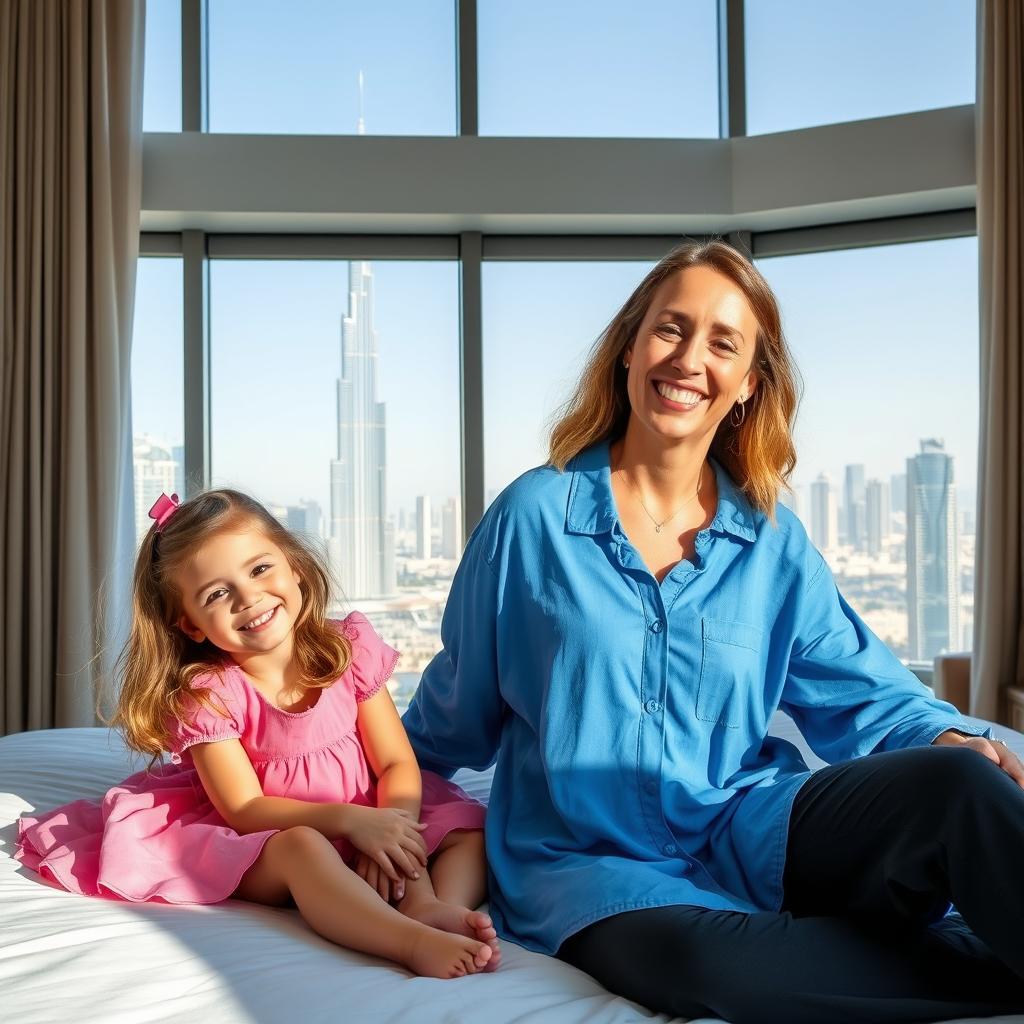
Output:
top-left (107, 489), bottom-right (352, 762)
top-left (548, 239), bottom-right (802, 520)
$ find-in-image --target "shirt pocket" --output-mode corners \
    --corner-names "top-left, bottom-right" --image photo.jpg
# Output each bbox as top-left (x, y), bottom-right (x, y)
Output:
top-left (696, 617), bottom-right (764, 729)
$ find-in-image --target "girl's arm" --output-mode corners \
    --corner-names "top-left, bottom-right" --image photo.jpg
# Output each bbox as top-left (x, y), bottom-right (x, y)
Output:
top-left (356, 685), bottom-right (423, 818)
top-left (191, 736), bottom-right (428, 883)
top-left (191, 738), bottom-right (350, 836)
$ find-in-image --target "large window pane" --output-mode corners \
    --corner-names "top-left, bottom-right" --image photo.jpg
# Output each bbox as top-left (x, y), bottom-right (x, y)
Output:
top-left (746, 0), bottom-right (976, 136)
top-left (207, 0), bottom-right (456, 135)
top-left (478, 1), bottom-right (719, 138)
top-left (757, 237), bottom-right (978, 663)
top-left (143, 0), bottom-right (182, 131)
top-left (210, 260), bottom-right (460, 707)
top-left (132, 257), bottom-right (184, 546)
top-left (483, 262), bottom-right (654, 500)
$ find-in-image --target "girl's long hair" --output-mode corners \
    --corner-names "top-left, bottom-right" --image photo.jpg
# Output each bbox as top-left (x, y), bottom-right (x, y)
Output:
top-left (108, 490), bottom-right (352, 762)
top-left (548, 238), bottom-right (802, 520)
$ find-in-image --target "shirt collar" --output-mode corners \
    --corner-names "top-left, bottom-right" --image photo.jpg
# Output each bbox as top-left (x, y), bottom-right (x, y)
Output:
top-left (565, 440), bottom-right (758, 543)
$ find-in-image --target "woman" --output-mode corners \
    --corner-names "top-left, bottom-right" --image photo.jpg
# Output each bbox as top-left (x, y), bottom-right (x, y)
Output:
top-left (402, 240), bottom-right (1024, 1022)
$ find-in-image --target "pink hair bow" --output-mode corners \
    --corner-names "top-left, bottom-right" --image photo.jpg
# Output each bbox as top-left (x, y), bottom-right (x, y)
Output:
top-left (148, 492), bottom-right (180, 532)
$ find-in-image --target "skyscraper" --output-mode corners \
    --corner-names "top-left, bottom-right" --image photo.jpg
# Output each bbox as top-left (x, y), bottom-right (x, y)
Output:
top-left (864, 479), bottom-right (890, 557)
top-left (416, 495), bottom-right (432, 559)
top-left (442, 496), bottom-right (463, 559)
top-left (906, 439), bottom-right (959, 662)
top-left (134, 437), bottom-right (182, 544)
top-left (844, 464), bottom-right (866, 550)
top-left (890, 473), bottom-right (907, 517)
top-left (328, 262), bottom-right (393, 599)
top-left (810, 473), bottom-right (837, 551)
top-left (287, 500), bottom-right (323, 540)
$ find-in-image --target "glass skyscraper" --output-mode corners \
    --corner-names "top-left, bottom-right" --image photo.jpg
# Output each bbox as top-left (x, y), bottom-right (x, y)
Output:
top-left (905, 439), bottom-right (959, 661)
top-left (328, 262), bottom-right (395, 599)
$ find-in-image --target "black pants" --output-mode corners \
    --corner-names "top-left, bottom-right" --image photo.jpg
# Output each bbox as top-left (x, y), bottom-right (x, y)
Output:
top-left (557, 746), bottom-right (1024, 1023)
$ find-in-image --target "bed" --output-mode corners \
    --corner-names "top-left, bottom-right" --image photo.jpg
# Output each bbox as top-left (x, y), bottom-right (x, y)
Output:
top-left (3, 715), bottom-right (1023, 1024)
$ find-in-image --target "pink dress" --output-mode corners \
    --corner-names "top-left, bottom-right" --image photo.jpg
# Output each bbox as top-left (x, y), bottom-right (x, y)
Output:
top-left (15, 612), bottom-right (485, 904)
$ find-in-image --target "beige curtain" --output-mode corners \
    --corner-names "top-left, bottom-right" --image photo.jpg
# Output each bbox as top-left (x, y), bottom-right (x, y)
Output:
top-left (972, 0), bottom-right (1024, 723)
top-left (0, 1), bottom-right (144, 734)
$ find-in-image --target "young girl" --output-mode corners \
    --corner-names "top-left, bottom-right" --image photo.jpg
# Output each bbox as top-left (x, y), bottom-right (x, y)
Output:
top-left (16, 489), bottom-right (499, 979)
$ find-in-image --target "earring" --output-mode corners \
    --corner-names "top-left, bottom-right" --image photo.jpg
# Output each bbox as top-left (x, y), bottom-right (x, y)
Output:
top-left (622, 358), bottom-right (630, 369)
top-left (730, 400), bottom-right (746, 427)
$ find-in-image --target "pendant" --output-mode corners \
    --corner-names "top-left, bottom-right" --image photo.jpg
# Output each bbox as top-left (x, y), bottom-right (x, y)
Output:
top-left (655, 524), bottom-right (662, 533)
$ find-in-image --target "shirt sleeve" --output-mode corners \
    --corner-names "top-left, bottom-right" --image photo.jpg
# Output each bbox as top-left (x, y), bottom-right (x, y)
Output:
top-left (780, 550), bottom-right (991, 764)
top-left (337, 612), bottom-right (400, 702)
top-left (401, 524), bottom-right (506, 778)
top-left (167, 670), bottom-right (244, 764)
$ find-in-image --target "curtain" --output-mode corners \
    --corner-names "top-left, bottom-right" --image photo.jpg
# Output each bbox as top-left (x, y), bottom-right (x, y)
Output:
top-left (0, 0), bottom-right (144, 734)
top-left (972, 0), bottom-right (1024, 723)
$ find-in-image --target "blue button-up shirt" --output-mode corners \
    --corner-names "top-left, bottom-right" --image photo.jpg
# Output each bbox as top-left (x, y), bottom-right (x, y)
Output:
top-left (402, 442), bottom-right (985, 955)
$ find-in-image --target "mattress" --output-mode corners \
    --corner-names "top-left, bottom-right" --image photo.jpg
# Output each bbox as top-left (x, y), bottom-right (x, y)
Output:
top-left (2, 716), bottom-right (1022, 1024)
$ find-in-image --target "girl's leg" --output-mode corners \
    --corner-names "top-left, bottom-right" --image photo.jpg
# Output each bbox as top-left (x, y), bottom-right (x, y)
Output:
top-left (429, 828), bottom-right (487, 908)
top-left (396, 829), bottom-right (501, 969)
top-left (557, 903), bottom-right (1024, 1024)
top-left (232, 826), bottom-right (492, 978)
top-left (784, 744), bottom-right (1024, 977)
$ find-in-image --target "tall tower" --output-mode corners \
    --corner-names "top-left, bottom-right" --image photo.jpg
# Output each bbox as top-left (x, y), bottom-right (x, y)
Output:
top-left (865, 479), bottom-right (890, 557)
top-left (810, 473), bottom-right (837, 551)
top-left (329, 263), bottom-right (388, 599)
top-left (844, 464), bottom-right (866, 550)
top-left (416, 495), bottom-right (432, 559)
top-left (906, 439), bottom-right (959, 661)
top-left (442, 496), bottom-right (463, 559)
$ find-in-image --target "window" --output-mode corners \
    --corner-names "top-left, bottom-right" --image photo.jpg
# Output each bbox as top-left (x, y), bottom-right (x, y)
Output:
top-left (478, 0), bottom-right (719, 138)
top-left (131, 257), bottom-right (185, 547)
top-left (209, 259), bottom-right (461, 707)
top-left (482, 261), bottom-right (654, 500)
top-left (745, 0), bottom-right (976, 135)
top-left (143, 0), bottom-right (182, 131)
top-left (756, 236), bottom-right (978, 662)
top-left (206, 0), bottom-right (457, 135)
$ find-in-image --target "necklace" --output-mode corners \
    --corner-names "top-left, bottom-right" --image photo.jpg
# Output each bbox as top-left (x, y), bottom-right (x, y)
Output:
top-left (621, 463), bottom-right (705, 533)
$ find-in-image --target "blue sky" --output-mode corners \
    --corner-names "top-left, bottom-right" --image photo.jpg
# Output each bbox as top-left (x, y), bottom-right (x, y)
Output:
top-left (143, 0), bottom-right (975, 135)
top-left (135, 1), bottom-right (978, 519)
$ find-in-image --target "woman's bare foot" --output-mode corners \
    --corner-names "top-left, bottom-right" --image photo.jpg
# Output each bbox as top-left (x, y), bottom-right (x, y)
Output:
top-left (404, 924), bottom-right (493, 978)
top-left (399, 895), bottom-right (502, 971)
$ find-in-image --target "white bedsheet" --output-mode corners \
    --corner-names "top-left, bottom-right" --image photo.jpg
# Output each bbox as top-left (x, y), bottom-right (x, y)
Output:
top-left (2, 719), bottom-right (1022, 1024)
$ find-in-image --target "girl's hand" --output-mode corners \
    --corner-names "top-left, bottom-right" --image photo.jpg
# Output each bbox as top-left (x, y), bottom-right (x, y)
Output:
top-left (355, 850), bottom-right (407, 903)
top-left (342, 804), bottom-right (428, 884)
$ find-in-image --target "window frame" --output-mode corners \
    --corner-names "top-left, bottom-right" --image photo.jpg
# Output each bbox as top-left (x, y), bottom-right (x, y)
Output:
top-left (137, 0), bottom-right (980, 682)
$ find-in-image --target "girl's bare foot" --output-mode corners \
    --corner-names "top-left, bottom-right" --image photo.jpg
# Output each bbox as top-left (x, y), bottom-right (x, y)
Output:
top-left (399, 896), bottom-right (502, 971)
top-left (404, 925), bottom-right (493, 978)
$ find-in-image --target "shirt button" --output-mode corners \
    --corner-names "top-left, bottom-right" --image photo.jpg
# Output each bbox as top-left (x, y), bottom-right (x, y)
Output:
top-left (644, 699), bottom-right (661, 714)
top-left (650, 619), bottom-right (664, 633)
top-left (644, 780), bottom-right (658, 794)
top-left (663, 843), bottom-right (677, 856)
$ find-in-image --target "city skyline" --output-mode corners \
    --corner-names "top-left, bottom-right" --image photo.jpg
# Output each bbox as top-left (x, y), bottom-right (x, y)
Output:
top-left (134, 425), bottom-right (974, 664)
top-left (132, 236), bottom-right (981, 683)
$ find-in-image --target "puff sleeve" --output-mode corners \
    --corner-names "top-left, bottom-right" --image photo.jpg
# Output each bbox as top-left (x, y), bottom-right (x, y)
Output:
top-left (166, 669), bottom-right (245, 764)
top-left (336, 612), bottom-right (400, 702)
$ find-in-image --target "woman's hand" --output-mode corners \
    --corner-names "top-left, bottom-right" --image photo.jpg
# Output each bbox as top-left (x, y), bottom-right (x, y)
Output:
top-left (933, 730), bottom-right (1024, 789)
top-left (340, 804), bottom-right (428, 886)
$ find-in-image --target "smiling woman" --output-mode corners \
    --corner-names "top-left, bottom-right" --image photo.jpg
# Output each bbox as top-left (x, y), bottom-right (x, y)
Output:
top-left (549, 241), bottom-right (800, 520)
top-left (402, 238), bottom-right (1024, 1022)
